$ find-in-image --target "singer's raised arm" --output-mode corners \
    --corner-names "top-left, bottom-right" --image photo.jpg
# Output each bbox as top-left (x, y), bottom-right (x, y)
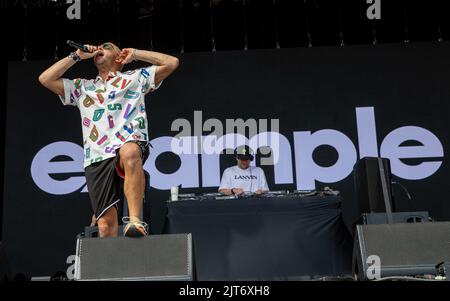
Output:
top-left (38, 45), bottom-right (98, 96)
top-left (118, 49), bottom-right (179, 85)
top-left (136, 50), bottom-right (179, 85)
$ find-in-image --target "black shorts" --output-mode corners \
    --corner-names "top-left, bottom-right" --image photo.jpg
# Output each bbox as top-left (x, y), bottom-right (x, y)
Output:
top-left (84, 141), bottom-right (150, 220)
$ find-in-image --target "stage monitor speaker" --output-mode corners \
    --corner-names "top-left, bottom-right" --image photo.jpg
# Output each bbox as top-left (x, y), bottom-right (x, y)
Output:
top-left (74, 234), bottom-right (194, 281)
top-left (0, 242), bottom-right (12, 281)
top-left (359, 212), bottom-right (430, 225)
top-left (353, 157), bottom-right (394, 214)
top-left (352, 222), bottom-right (450, 280)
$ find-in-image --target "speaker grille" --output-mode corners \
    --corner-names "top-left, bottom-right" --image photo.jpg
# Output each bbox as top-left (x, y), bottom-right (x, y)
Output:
top-left (75, 234), bottom-right (193, 281)
top-left (356, 222), bottom-right (450, 277)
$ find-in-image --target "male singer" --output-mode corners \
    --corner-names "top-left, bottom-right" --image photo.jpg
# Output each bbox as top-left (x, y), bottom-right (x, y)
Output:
top-left (39, 42), bottom-right (179, 238)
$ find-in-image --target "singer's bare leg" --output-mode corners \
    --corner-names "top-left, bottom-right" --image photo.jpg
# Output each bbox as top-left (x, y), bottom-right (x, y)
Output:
top-left (118, 142), bottom-right (147, 236)
top-left (119, 142), bottom-right (145, 218)
top-left (97, 207), bottom-right (118, 238)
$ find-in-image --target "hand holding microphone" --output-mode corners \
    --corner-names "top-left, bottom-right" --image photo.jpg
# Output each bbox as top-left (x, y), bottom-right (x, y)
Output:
top-left (67, 40), bottom-right (89, 52)
top-left (67, 40), bottom-right (99, 60)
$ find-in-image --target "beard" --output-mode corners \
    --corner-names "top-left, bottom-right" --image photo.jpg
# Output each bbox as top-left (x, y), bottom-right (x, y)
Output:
top-left (95, 52), bottom-right (120, 72)
top-left (94, 55), bottom-right (107, 66)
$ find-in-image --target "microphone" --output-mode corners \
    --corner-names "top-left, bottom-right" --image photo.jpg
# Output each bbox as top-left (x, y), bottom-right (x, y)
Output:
top-left (66, 40), bottom-right (89, 52)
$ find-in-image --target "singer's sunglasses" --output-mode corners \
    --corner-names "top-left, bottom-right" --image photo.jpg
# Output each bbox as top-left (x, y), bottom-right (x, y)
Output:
top-left (101, 43), bottom-right (112, 49)
top-left (98, 42), bottom-right (120, 53)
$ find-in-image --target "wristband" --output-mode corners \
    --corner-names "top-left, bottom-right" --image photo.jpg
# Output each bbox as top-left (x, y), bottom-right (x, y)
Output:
top-left (69, 51), bottom-right (81, 62)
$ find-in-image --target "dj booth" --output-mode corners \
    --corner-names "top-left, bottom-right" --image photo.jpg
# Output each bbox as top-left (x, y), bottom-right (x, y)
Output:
top-left (164, 191), bottom-right (353, 280)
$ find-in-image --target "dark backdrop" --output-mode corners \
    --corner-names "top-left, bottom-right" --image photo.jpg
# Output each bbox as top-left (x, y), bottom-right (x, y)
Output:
top-left (3, 42), bottom-right (449, 276)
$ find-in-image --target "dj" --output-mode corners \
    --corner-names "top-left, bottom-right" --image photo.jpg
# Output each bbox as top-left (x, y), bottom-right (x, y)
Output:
top-left (218, 146), bottom-right (269, 196)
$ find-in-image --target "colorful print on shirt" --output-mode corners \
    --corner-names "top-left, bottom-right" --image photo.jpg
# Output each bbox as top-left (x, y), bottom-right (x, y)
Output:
top-left (59, 65), bottom-right (161, 168)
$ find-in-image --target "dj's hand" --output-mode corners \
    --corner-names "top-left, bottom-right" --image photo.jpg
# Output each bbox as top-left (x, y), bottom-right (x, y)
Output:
top-left (254, 189), bottom-right (265, 195)
top-left (232, 188), bottom-right (244, 196)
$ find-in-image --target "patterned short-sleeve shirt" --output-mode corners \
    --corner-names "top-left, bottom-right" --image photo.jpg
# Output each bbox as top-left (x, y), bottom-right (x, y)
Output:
top-left (59, 65), bottom-right (161, 168)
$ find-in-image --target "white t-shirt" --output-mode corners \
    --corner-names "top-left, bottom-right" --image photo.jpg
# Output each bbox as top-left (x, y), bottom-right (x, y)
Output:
top-left (59, 66), bottom-right (161, 168)
top-left (219, 166), bottom-right (269, 193)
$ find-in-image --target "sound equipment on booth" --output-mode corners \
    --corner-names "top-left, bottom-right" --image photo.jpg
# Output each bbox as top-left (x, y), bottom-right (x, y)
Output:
top-left (174, 196), bottom-right (201, 201)
top-left (214, 195), bottom-right (237, 200)
top-left (352, 222), bottom-right (450, 280)
top-left (74, 234), bottom-right (194, 281)
top-left (294, 190), bottom-right (319, 197)
top-left (169, 188), bottom-right (342, 202)
top-left (178, 193), bottom-right (196, 198)
top-left (262, 190), bottom-right (288, 197)
top-left (0, 242), bottom-right (12, 281)
top-left (293, 188), bottom-right (340, 197)
top-left (202, 193), bottom-right (222, 198)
